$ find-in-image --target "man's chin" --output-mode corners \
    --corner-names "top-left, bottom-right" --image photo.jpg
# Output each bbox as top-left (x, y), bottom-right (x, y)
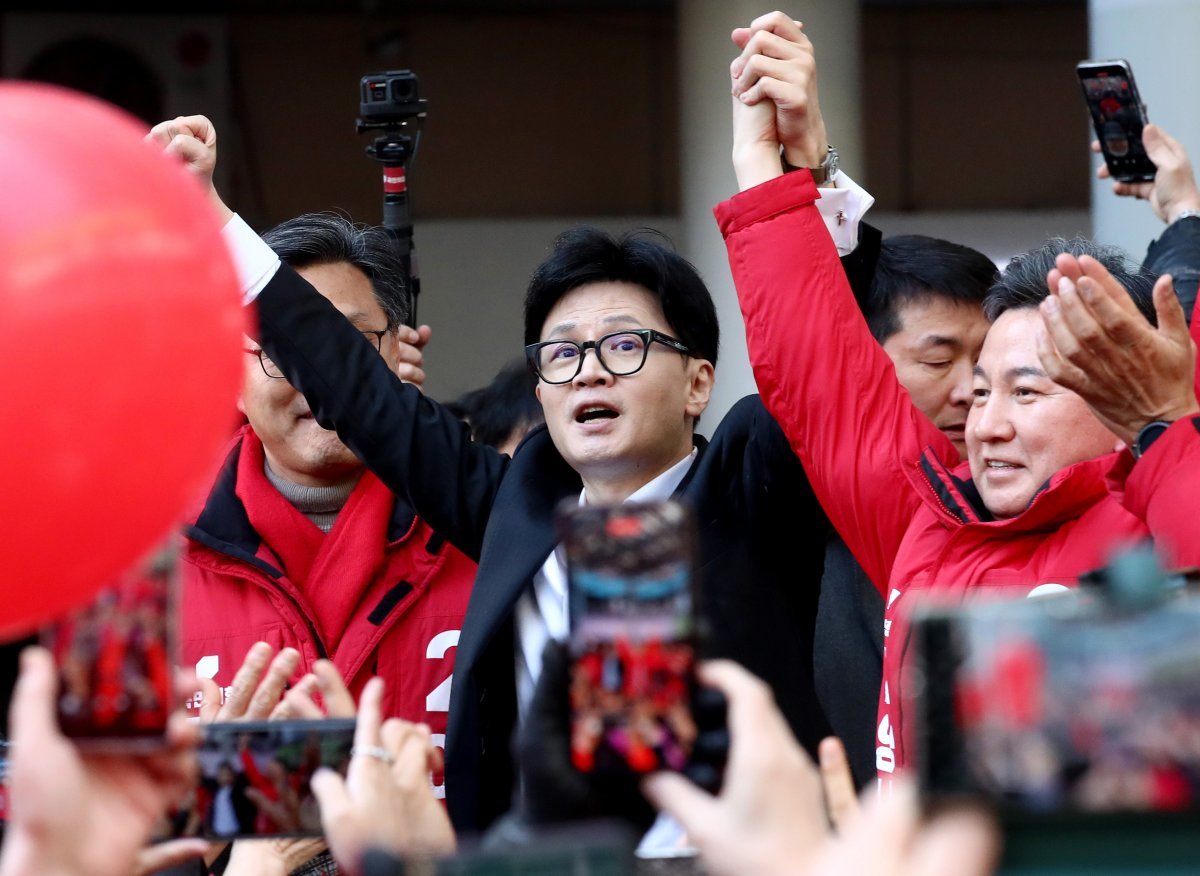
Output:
top-left (295, 441), bottom-right (363, 476)
top-left (976, 483), bottom-right (1032, 521)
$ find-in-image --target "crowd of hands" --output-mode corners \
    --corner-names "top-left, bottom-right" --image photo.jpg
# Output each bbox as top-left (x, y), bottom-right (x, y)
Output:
top-left (0, 640), bottom-right (999, 876)
top-left (3, 9), bottom-right (1197, 876)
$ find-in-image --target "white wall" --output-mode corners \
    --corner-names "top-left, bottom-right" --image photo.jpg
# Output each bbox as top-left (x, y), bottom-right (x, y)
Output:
top-left (416, 216), bottom-right (680, 401)
top-left (1090, 0), bottom-right (1200, 253)
top-left (414, 207), bottom-right (1104, 412)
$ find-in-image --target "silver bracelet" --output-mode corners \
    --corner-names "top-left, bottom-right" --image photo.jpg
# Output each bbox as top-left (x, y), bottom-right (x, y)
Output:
top-left (1173, 209), bottom-right (1200, 223)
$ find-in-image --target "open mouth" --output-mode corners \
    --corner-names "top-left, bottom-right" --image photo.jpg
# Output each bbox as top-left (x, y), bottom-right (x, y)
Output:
top-left (985, 460), bottom-right (1021, 471)
top-left (575, 405), bottom-right (618, 424)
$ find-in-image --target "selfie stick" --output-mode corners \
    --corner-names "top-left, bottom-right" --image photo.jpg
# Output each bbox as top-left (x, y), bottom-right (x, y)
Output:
top-left (357, 72), bottom-right (427, 327)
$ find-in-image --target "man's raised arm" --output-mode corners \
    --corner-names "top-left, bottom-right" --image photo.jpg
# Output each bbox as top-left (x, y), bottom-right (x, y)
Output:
top-left (716, 14), bottom-right (950, 591)
top-left (150, 115), bottom-right (508, 560)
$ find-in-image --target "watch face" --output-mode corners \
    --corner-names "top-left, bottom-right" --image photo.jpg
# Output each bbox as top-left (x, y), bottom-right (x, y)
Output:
top-left (1134, 421), bottom-right (1170, 459)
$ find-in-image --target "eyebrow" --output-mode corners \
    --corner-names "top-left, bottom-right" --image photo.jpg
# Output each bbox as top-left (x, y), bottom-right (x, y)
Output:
top-left (973, 364), bottom-right (1048, 380)
top-left (917, 334), bottom-right (962, 349)
top-left (545, 314), bottom-right (644, 338)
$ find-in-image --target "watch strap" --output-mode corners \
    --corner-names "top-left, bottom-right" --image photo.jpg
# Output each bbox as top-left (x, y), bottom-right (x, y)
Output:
top-left (781, 145), bottom-right (837, 185)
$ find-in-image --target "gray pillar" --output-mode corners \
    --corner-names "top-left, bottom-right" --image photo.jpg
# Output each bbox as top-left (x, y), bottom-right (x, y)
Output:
top-left (1090, 0), bottom-right (1200, 256)
top-left (678, 0), bottom-right (862, 428)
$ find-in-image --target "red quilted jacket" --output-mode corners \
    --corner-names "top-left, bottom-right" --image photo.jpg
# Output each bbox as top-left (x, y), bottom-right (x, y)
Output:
top-left (717, 171), bottom-right (1200, 783)
top-left (180, 428), bottom-right (476, 797)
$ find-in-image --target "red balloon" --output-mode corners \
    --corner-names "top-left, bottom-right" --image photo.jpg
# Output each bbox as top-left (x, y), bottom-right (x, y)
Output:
top-left (0, 84), bottom-right (245, 637)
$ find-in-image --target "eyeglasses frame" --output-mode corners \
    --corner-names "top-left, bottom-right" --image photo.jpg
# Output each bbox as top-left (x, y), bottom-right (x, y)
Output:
top-left (524, 328), bottom-right (693, 385)
top-left (246, 328), bottom-right (391, 379)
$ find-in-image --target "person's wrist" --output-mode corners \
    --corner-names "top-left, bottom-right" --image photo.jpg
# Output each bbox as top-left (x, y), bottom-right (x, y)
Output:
top-left (1163, 399), bottom-right (1200, 424)
top-left (1127, 402), bottom-right (1200, 456)
top-left (781, 140), bottom-right (829, 171)
top-left (1165, 197), bottom-right (1200, 225)
top-left (781, 120), bottom-right (829, 171)
top-left (208, 186), bottom-right (235, 226)
top-left (733, 143), bottom-right (785, 192)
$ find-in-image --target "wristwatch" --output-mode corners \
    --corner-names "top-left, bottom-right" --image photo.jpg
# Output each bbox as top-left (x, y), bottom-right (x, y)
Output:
top-left (782, 144), bottom-right (839, 185)
top-left (1132, 419), bottom-right (1173, 459)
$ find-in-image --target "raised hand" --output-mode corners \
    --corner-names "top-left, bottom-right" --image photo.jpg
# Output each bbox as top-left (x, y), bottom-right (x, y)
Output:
top-left (732, 12), bottom-right (828, 171)
top-left (1094, 123), bottom-right (1200, 224)
top-left (145, 114), bottom-right (233, 224)
top-left (198, 641), bottom-right (302, 722)
top-left (270, 658), bottom-right (357, 720)
top-left (1040, 253), bottom-right (1199, 444)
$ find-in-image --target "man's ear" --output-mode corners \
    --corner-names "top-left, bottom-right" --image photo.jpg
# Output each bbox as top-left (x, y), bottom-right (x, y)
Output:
top-left (685, 360), bottom-right (715, 419)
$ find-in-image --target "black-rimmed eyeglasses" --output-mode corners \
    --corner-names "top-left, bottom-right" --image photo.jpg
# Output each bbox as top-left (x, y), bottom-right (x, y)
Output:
top-left (525, 329), bottom-right (692, 385)
top-left (246, 329), bottom-right (390, 379)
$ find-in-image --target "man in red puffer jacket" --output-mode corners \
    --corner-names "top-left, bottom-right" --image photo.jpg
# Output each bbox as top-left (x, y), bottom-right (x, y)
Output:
top-left (180, 212), bottom-right (475, 798)
top-left (719, 13), bottom-right (1200, 789)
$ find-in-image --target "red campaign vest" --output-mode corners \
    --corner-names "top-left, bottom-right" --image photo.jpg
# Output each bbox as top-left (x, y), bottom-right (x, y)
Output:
top-left (179, 428), bottom-right (476, 796)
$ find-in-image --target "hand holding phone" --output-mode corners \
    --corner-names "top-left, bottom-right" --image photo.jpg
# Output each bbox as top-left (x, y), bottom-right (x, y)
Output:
top-left (189, 719), bottom-right (356, 840)
top-left (1078, 59), bottom-right (1156, 183)
top-left (40, 542), bottom-right (178, 750)
top-left (1092, 123), bottom-right (1200, 226)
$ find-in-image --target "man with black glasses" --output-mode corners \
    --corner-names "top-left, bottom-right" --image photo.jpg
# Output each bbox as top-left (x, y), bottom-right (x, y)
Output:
top-left (154, 115), bottom-right (870, 837)
top-left (174, 208), bottom-right (477, 759)
top-left (258, 224), bottom-right (835, 837)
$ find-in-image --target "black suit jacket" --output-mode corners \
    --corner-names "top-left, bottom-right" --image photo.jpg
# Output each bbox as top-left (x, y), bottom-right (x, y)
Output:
top-left (256, 266), bottom-right (831, 833)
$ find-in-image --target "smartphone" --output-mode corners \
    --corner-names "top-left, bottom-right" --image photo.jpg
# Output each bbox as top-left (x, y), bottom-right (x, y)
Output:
top-left (560, 501), bottom-right (700, 777)
top-left (914, 589), bottom-right (1200, 814)
top-left (167, 719), bottom-right (356, 840)
top-left (1077, 59), bottom-right (1156, 183)
top-left (39, 541), bottom-right (177, 749)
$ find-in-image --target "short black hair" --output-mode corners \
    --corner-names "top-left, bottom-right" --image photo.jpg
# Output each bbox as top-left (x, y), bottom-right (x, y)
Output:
top-left (523, 227), bottom-right (719, 367)
top-left (262, 212), bottom-right (409, 329)
top-left (984, 236), bottom-right (1157, 324)
top-left (863, 235), bottom-right (997, 343)
top-left (447, 358), bottom-right (544, 450)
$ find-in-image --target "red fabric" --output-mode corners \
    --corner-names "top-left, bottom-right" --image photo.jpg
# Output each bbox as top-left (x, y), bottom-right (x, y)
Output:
top-left (236, 435), bottom-right (396, 647)
top-left (717, 172), bottom-right (1200, 784)
top-left (240, 746), bottom-right (283, 835)
top-left (180, 428), bottom-right (476, 790)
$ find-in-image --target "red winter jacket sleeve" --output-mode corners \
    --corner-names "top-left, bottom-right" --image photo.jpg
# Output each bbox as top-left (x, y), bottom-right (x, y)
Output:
top-left (1106, 288), bottom-right (1200, 568)
top-left (1112, 416), bottom-right (1200, 568)
top-left (715, 173), bottom-right (954, 594)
